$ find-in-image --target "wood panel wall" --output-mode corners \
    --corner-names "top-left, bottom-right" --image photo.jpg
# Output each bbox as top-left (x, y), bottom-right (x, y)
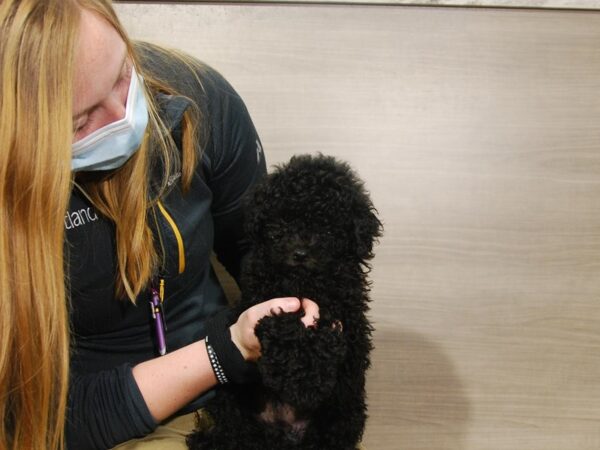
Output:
top-left (115, 1), bottom-right (600, 10)
top-left (115, 3), bottom-right (600, 449)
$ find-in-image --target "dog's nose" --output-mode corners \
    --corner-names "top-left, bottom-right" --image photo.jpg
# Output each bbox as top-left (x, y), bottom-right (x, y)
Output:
top-left (292, 249), bottom-right (308, 262)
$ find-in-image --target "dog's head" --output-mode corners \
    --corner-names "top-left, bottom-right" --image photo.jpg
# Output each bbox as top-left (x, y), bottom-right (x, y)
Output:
top-left (245, 154), bottom-right (382, 276)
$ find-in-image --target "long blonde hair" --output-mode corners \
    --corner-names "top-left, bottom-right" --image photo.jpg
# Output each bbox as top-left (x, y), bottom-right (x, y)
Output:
top-left (0, 0), bottom-right (199, 448)
top-left (0, 0), bottom-right (76, 448)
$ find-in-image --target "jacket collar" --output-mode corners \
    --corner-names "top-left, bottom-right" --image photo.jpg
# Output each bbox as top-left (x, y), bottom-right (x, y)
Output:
top-left (155, 93), bottom-right (192, 131)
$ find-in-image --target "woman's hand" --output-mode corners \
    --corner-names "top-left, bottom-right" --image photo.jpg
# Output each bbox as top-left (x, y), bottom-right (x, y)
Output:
top-left (230, 297), bottom-right (319, 362)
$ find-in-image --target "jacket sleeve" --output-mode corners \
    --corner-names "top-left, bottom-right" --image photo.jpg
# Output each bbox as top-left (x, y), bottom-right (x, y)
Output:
top-left (202, 69), bottom-right (267, 281)
top-left (66, 365), bottom-right (157, 450)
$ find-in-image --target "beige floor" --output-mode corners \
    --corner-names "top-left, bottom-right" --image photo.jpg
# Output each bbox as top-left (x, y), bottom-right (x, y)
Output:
top-left (116, 3), bottom-right (600, 449)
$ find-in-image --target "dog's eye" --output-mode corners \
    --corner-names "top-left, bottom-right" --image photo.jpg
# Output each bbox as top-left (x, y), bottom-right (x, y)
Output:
top-left (322, 230), bottom-right (333, 237)
top-left (266, 229), bottom-right (281, 240)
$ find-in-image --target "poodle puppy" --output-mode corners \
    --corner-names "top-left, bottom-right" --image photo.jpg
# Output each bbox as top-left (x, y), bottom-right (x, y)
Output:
top-left (188, 154), bottom-right (382, 450)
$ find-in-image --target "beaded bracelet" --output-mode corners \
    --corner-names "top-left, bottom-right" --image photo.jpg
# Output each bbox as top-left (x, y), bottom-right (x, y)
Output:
top-left (205, 336), bottom-right (229, 384)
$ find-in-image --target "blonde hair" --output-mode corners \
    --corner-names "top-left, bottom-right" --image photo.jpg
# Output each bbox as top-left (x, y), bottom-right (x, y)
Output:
top-left (0, 0), bottom-right (76, 448)
top-left (0, 0), bottom-right (200, 448)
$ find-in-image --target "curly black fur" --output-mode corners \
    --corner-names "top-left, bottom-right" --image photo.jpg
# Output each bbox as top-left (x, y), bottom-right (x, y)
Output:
top-left (187, 154), bottom-right (382, 450)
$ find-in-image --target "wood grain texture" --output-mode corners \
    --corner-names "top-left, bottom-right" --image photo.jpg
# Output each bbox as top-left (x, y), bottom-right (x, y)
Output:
top-left (115, 4), bottom-right (600, 449)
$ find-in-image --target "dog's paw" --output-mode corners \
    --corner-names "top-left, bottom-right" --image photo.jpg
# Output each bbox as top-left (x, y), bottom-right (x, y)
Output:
top-left (255, 312), bottom-right (346, 412)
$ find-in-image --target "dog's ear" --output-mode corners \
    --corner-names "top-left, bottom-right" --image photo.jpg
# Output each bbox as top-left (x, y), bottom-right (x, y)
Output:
top-left (353, 206), bottom-right (383, 261)
top-left (243, 179), bottom-right (270, 242)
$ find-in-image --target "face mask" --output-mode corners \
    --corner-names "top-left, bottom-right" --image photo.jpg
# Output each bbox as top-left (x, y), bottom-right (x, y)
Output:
top-left (71, 67), bottom-right (149, 172)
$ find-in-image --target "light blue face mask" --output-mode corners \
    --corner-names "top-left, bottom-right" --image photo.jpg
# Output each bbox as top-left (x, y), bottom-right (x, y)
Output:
top-left (71, 67), bottom-right (149, 172)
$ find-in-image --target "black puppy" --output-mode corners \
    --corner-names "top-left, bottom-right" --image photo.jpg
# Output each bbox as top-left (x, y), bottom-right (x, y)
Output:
top-left (188, 154), bottom-right (382, 450)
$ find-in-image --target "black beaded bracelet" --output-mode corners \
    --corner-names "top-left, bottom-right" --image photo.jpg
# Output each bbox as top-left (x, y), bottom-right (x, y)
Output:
top-left (205, 336), bottom-right (229, 384)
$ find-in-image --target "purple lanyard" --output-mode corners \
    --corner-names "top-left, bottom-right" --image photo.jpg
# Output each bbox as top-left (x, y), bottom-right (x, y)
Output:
top-left (149, 279), bottom-right (167, 356)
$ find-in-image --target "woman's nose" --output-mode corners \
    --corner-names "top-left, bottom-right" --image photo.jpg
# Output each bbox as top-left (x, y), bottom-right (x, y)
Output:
top-left (103, 93), bottom-right (127, 123)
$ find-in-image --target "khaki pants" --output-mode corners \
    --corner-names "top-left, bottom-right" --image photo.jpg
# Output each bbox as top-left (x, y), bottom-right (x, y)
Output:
top-left (112, 411), bottom-right (200, 450)
top-left (112, 410), bottom-right (366, 449)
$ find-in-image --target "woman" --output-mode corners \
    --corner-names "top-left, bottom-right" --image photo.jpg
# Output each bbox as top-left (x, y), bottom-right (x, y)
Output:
top-left (0, 1), bottom-right (318, 449)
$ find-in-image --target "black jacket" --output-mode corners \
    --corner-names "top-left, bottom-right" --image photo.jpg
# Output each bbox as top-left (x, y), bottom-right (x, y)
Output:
top-left (65, 44), bottom-right (266, 449)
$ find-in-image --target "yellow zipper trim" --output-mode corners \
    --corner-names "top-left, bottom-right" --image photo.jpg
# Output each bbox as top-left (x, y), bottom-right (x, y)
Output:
top-left (157, 201), bottom-right (186, 274)
top-left (159, 278), bottom-right (165, 303)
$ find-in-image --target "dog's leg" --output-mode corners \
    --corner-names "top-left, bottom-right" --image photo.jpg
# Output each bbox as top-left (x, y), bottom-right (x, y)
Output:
top-left (255, 312), bottom-right (346, 412)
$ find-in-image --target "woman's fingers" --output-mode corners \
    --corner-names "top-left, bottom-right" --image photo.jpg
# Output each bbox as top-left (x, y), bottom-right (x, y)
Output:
top-left (255, 297), bottom-right (301, 321)
top-left (300, 298), bottom-right (320, 328)
top-left (260, 297), bottom-right (320, 328)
